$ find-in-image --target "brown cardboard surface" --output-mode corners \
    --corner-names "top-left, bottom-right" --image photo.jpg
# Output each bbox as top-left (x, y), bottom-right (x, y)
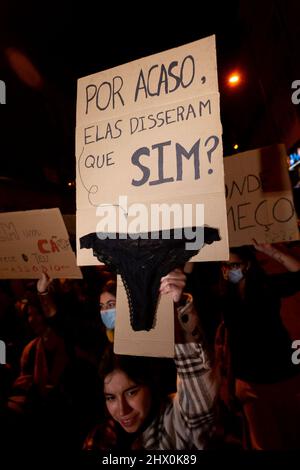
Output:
top-left (76, 35), bottom-right (218, 125)
top-left (77, 192), bottom-right (228, 265)
top-left (225, 144), bottom-right (299, 247)
top-left (76, 35), bottom-right (228, 355)
top-left (76, 36), bottom-right (228, 266)
top-left (0, 208), bottom-right (82, 279)
top-left (114, 275), bottom-right (174, 357)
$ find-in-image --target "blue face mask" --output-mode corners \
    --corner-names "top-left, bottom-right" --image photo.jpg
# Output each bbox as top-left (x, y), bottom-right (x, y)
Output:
top-left (100, 308), bottom-right (116, 330)
top-left (228, 268), bottom-right (244, 284)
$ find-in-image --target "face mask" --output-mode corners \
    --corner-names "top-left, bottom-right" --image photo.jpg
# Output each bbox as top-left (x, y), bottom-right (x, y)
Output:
top-left (228, 268), bottom-right (244, 284)
top-left (101, 308), bottom-right (116, 330)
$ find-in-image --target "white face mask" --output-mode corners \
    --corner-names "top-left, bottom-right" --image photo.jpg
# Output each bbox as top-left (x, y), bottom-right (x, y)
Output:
top-left (228, 268), bottom-right (244, 284)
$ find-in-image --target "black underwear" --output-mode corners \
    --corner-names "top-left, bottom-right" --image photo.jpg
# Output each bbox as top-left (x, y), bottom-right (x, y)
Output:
top-left (80, 227), bottom-right (220, 331)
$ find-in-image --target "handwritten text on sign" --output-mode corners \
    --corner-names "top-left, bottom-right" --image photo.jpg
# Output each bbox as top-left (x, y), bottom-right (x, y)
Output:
top-left (224, 145), bottom-right (299, 247)
top-left (76, 36), bottom-right (223, 208)
top-left (0, 209), bottom-right (82, 279)
top-left (76, 35), bottom-right (229, 266)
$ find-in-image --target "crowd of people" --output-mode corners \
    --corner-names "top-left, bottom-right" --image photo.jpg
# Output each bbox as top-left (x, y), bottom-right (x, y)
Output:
top-left (0, 240), bottom-right (300, 461)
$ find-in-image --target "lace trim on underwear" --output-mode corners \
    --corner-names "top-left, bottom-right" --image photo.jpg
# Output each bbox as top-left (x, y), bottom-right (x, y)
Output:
top-left (80, 226), bottom-right (220, 331)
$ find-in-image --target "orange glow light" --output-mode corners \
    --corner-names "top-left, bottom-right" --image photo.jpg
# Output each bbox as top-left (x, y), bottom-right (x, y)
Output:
top-left (5, 47), bottom-right (44, 90)
top-left (228, 73), bottom-right (241, 86)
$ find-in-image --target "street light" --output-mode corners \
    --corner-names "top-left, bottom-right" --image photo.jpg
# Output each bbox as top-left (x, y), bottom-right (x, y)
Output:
top-left (228, 72), bottom-right (241, 87)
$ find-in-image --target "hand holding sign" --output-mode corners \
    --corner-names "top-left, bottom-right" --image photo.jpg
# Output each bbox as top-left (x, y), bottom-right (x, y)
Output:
top-left (37, 271), bottom-right (52, 294)
top-left (159, 268), bottom-right (187, 303)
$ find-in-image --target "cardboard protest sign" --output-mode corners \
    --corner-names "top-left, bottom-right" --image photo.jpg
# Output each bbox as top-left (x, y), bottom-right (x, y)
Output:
top-left (76, 35), bottom-right (228, 266)
top-left (0, 208), bottom-right (82, 279)
top-left (225, 144), bottom-right (299, 247)
top-left (76, 35), bottom-right (228, 356)
top-left (114, 275), bottom-right (174, 357)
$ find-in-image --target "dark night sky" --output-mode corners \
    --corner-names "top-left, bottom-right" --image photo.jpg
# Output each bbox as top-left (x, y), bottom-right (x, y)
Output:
top-left (0, 0), bottom-right (299, 212)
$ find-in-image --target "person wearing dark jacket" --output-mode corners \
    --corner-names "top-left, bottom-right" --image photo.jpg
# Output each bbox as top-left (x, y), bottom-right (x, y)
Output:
top-left (219, 241), bottom-right (300, 450)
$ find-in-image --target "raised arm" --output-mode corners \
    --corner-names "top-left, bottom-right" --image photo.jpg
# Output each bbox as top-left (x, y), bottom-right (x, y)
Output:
top-left (156, 269), bottom-right (218, 449)
top-left (253, 239), bottom-right (300, 272)
top-left (160, 268), bottom-right (204, 343)
top-left (37, 271), bottom-right (57, 318)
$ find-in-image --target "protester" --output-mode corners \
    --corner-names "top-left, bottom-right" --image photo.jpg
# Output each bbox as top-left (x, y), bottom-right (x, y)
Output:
top-left (84, 269), bottom-right (218, 451)
top-left (217, 240), bottom-right (300, 449)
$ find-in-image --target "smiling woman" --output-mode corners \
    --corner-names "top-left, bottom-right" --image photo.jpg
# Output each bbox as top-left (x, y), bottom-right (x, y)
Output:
top-left (102, 354), bottom-right (155, 434)
top-left (83, 269), bottom-right (217, 451)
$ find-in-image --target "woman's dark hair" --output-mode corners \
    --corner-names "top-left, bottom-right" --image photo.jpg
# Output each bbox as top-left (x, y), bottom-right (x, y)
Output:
top-left (98, 343), bottom-right (168, 411)
top-left (229, 245), bottom-right (267, 291)
top-left (100, 279), bottom-right (117, 297)
top-left (96, 347), bottom-right (176, 448)
top-left (100, 344), bottom-right (159, 387)
top-left (229, 245), bottom-right (257, 264)
top-left (230, 245), bottom-right (263, 272)
top-left (218, 245), bottom-right (267, 299)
